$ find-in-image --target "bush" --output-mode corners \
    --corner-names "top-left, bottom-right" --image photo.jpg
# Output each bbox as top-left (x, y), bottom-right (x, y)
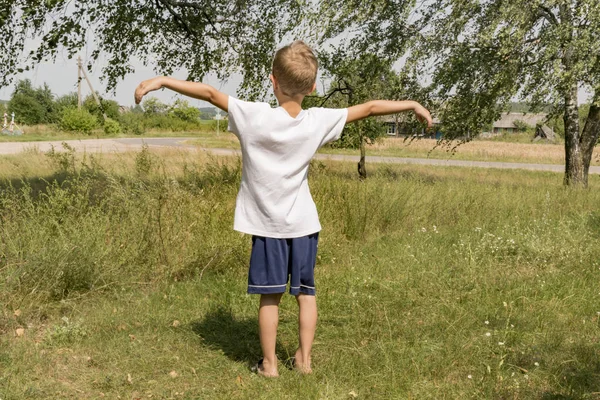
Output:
top-left (103, 118), bottom-right (122, 135)
top-left (169, 99), bottom-right (201, 122)
top-left (84, 95), bottom-right (120, 124)
top-left (120, 112), bottom-right (146, 135)
top-left (60, 107), bottom-right (98, 134)
top-left (8, 93), bottom-right (46, 125)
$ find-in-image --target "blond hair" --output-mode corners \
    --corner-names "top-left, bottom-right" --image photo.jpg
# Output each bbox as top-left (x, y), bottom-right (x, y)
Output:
top-left (272, 41), bottom-right (318, 96)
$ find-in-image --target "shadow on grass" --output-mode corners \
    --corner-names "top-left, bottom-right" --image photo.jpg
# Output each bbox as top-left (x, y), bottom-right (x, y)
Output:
top-left (190, 307), bottom-right (288, 366)
top-left (538, 343), bottom-right (600, 400)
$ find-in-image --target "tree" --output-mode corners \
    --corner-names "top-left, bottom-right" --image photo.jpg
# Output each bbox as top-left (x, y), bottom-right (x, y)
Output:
top-left (315, 53), bottom-right (421, 179)
top-left (1, 0), bottom-right (303, 99)
top-left (83, 94), bottom-right (120, 123)
top-left (54, 93), bottom-right (79, 117)
top-left (34, 83), bottom-right (56, 122)
top-left (315, 1), bottom-right (600, 187)
top-left (169, 99), bottom-right (201, 122)
top-left (142, 97), bottom-right (168, 115)
top-left (8, 93), bottom-right (45, 125)
top-left (6, 79), bottom-right (56, 124)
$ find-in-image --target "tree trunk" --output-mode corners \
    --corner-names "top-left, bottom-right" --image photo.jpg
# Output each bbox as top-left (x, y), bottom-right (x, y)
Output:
top-left (358, 125), bottom-right (367, 179)
top-left (563, 82), bottom-right (585, 186)
top-left (558, 4), bottom-right (584, 186)
top-left (581, 95), bottom-right (600, 186)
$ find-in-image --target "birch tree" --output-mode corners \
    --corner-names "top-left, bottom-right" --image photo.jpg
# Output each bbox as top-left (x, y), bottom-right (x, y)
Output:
top-left (316, 0), bottom-right (600, 187)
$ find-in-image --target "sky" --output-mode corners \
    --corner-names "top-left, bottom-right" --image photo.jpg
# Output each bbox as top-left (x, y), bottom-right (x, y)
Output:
top-left (0, 54), bottom-right (244, 108)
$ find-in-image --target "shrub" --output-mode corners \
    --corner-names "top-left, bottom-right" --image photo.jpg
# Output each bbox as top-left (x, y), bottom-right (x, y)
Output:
top-left (8, 93), bottom-right (46, 125)
top-left (84, 95), bottom-right (120, 124)
top-left (60, 107), bottom-right (97, 134)
top-left (169, 99), bottom-right (201, 122)
top-left (103, 118), bottom-right (122, 135)
top-left (120, 112), bottom-right (146, 135)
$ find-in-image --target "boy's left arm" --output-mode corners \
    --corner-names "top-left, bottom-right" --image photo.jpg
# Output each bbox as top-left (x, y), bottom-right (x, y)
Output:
top-left (346, 100), bottom-right (433, 128)
top-left (135, 77), bottom-right (229, 111)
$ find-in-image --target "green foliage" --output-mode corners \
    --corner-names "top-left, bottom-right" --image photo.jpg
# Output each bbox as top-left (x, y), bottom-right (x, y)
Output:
top-left (168, 99), bottom-right (200, 122)
top-left (142, 97), bottom-right (167, 115)
top-left (330, 118), bottom-right (386, 149)
top-left (45, 317), bottom-right (88, 346)
top-left (315, 0), bottom-right (600, 185)
top-left (134, 144), bottom-right (155, 177)
top-left (120, 112), bottom-right (146, 135)
top-left (53, 92), bottom-right (78, 117)
top-left (512, 120), bottom-right (530, 133)
top-left (7, 93), bottom-right (46, 125)
top-left (45, 142), bottom-right (77, 173)
top-left (103, 118), bottom-right (121, 135)
top-left (1, 1), bottom-right (304, 99)
top-left (317, 53), bottom-right (420, 153)
top-left (7, 79), bottom-right (57, 124)
top-left (83, 94), bottom-right (120, 123)
top-left (59, 107), bottom-right (98, 134)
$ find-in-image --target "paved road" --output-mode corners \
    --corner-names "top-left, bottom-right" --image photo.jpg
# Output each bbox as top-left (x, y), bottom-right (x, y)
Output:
top-left (2, 137), bottom-right (599, 175)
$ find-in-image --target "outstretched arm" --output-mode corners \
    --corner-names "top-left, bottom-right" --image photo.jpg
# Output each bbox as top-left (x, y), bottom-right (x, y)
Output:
top-left (134, 77), bottom-right (229, 111)
top-left (346, 100), bottom-right (433, 128)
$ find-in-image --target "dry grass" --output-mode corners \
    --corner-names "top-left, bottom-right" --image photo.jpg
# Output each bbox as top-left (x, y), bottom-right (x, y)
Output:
top-left (328, 137), bottom-right (600, 166)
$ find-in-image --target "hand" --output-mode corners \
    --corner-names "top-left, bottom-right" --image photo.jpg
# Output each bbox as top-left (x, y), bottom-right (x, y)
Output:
top-left (134, 77), bottom-right (164, 104)
top-left (414, 104), bottom-right (433, 129)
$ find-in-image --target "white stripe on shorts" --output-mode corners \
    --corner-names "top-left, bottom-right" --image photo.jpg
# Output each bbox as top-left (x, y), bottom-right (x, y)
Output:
top-left (248, 284), bottom-right (287, 288)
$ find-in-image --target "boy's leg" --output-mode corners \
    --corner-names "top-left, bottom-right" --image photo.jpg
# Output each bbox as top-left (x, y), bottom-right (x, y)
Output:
top-left (295, 293), bottom-right (317, 373)
top-left (259, 292), bottom-right (284, 377)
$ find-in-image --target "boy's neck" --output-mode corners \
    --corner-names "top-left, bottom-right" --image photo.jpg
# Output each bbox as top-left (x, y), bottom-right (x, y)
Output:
top-left (277, 94), bottom-right (305, 118)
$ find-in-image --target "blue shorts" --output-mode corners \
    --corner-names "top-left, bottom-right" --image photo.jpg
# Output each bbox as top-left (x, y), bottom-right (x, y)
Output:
top-left (247, 233), bottom-right (319, 296)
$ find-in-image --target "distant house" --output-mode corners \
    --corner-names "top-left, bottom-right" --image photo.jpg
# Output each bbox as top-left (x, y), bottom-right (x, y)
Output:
top-left (492, 112), bottom-right (548, 134)
top-left (381, 115), bottom-right (442, 138)
top-left (382, 111), bottom-right (555, 141)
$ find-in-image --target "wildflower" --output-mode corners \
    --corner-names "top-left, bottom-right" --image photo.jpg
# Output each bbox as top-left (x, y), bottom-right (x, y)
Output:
top-left (485, 332), bottom-right (491, 337)
top-left (484, 320), bottom-right (489, 325)
top-left (498, 342), bottom-right (505, 346)
top-left (534, 362), bottom-right (539, 367)
top-left (467, 375), bottom-right (472, 379)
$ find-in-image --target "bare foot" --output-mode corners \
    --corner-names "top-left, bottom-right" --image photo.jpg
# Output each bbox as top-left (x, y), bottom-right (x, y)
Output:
top-left (293, 349), bottom-right (313, 374)
top-left (254, 359), bottom-right (279, 378)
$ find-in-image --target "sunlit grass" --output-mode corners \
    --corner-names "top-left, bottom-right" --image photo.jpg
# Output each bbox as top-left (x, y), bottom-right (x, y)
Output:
top-left (1, 149), bottom-right (599, 399)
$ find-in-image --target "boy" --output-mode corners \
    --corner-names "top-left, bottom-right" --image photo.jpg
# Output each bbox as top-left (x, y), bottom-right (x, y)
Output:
top-left (135, 40), bottom-right (432, 377)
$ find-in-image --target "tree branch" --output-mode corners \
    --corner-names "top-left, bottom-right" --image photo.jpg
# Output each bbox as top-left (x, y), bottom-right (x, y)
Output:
top-left (538, 5), bottom-right (559, 26)
top-left (156, 0), bottom-right (240, 54)
top-left (316, 79), bottom-right (353, 107)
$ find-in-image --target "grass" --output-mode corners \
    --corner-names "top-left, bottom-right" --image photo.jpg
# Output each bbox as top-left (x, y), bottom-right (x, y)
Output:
top-left (1, 147), bottom-right (600, 399)
top-left (185, 134), bottom-right (600, 167)
top-left (0, 122), bottom-right (219, 143)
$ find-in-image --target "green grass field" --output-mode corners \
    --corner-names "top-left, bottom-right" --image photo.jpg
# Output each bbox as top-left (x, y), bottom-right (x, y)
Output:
top-left (1, 147), bottom-right (599, 399)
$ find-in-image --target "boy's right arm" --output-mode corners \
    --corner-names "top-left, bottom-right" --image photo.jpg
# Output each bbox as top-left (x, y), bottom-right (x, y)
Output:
top-left (346, 100), bottom-right (433, 128)
top-left (134, 77), bottom-right (229, 111)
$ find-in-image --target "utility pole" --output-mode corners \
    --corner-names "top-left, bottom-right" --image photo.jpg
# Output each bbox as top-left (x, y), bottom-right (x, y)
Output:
top-left (77, 56), bottom-right (82, 109)
top-left (77, 56), bottom-right (107, 120)
top-left (215, 110), bottom-right (221, 136)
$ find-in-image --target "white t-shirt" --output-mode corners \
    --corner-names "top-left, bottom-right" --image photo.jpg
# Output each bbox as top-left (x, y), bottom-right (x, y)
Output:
top-left (227, 96), bottom-right (348, 238)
